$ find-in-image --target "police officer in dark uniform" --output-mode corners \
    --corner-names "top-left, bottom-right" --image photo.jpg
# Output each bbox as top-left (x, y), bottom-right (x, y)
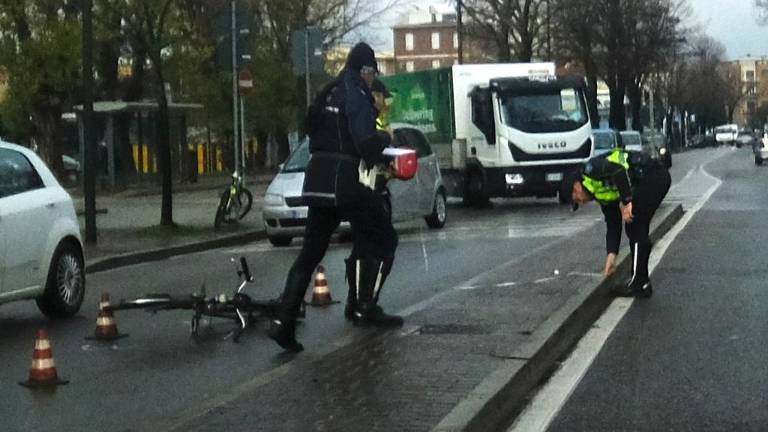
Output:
top-left (268, 43), bottom-right (402, 353)
top-left (569, 146), bottom-right (671, 297)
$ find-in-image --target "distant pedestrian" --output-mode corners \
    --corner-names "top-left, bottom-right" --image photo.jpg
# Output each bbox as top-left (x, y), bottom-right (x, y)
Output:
top-left (268, 42), bottom-right (402, 353)
top-left (568, 147), bottom-right (671, 297)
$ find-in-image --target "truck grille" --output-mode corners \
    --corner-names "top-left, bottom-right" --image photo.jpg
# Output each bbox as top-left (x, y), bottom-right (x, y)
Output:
top-left (509, 138), bottom-right (592, 162)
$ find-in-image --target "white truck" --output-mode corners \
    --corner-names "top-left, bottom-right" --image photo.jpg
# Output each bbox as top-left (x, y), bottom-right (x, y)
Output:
top-left (382, 63), bottom-right (594, 207)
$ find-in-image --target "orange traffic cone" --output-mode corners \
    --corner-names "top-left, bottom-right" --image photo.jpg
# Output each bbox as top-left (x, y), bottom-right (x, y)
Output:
top-left (309, 265), bottom-right (339, 307)
top-left (85, 293), bottom-right (128, 341)
top-left (19, 329), bottom-right (69, 388)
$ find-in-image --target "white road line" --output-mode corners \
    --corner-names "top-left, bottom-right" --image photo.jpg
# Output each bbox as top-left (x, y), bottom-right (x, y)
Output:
top-left (421, 232), bottom-right (430, 273)
top-left (508, 159), bottom-right (723, 432)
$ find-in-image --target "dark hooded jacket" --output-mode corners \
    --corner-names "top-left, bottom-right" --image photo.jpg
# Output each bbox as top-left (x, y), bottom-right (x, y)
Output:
top-left (302, 43), bottom-right (392, 206)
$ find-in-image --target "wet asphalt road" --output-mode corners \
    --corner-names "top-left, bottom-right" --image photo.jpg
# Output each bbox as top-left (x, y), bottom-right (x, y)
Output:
top-left (550, 146), bottom-right (768, 431)
top-left (0, 147), bottom-right (722, 432)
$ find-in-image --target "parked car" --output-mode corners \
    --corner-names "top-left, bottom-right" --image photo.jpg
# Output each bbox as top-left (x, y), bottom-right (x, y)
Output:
top-left (753, 133), bottom-right (768, 165)
top-left (0, 141), bottom-right (85, 317)
top-left (619, 130), bottom-right (659, 159)
top-left (263, 124), bottom-right (448, 246)
top-left (735, 131), bottom-right (755, 149)
top-left (592, 128), bottom-right (621, 157)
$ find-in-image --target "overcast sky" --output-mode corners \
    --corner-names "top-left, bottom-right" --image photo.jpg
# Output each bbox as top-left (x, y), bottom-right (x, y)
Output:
top-left (363, 0), bottom-right (768, 61)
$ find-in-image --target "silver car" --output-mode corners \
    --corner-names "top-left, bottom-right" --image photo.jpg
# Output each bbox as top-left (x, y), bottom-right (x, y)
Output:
top-left (263, 125), bottom-right (447, 246)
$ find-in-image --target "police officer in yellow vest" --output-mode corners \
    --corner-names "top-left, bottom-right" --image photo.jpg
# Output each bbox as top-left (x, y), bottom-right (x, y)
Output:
top-left (568, 146), bottom-right (671, 297)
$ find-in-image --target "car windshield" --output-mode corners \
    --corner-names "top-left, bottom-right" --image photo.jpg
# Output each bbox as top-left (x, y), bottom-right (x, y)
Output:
top-left (593, 132), bottom-right (615, 150)
top-left (281, 141), bottom-right (310, 173)
top-left (499, 87), bottom-right (589, 133)
top-left (715, 126), bottom-right (735, 133)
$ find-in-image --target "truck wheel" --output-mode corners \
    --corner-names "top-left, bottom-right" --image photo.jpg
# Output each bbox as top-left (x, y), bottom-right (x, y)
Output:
top-left (756, 156), bottom-right (763, 166)
top-left (463, 171), bottom-right (489, 208)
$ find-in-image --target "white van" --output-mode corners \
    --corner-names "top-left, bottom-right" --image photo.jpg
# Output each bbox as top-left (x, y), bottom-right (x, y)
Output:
top-left (714, 124), bottom-right (738, 146)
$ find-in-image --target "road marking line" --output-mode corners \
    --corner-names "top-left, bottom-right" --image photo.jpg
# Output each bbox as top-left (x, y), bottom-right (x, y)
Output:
top-left (508, 154), bottom-right (724, 432)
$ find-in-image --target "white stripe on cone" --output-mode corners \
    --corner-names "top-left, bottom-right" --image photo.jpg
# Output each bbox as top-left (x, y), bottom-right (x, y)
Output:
top-left (34, 339), bottom-right (51, 350)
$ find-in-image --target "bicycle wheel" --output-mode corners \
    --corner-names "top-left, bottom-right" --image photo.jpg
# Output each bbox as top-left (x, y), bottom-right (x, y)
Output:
top-left (214, 188), bottom-right (230, 229)
top-left (236, 188), bottom-right (253, 220)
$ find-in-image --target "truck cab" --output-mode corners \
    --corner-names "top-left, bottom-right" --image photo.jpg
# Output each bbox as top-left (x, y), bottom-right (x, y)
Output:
top-left (459, 73), bottom-right (592, 206)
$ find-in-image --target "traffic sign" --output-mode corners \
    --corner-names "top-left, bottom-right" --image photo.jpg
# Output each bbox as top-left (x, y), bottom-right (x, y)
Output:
top-left (238, 69), bottom-right (253, 94)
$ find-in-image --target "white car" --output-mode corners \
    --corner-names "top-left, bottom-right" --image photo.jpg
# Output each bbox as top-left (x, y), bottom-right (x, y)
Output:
top-left (0, 141), bottom-right (85, 317)
top-left (263, 125), bottom-right (448, 246)
top-left (714, 124), bottom-right (738, 146)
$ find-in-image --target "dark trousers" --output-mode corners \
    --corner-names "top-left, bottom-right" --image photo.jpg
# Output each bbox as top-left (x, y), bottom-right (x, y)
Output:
top-left (625, 166), bottom-right (672, 283)
top-left (279, 193), bottom-right (398, 320)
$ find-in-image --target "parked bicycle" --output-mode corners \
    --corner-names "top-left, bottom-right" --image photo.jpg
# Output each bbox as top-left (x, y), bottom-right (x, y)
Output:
top-left (214, 168), bottom-right (253, 229)
top-left (106, 257), bottom-right (302, 342)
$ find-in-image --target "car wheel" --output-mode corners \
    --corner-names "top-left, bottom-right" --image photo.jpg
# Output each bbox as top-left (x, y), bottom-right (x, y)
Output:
top-left (268, 236), bottom-right (292, 247)
top-left (36, 241), bottom-right (85, 319)
top-left (756, 156), bottom-right (763, 166)
top-left (425, 189), bottom-right (447, 229)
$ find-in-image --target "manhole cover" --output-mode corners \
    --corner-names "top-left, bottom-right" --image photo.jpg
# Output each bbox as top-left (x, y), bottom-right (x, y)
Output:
top-left (417, 324), bottom-right (492, 335)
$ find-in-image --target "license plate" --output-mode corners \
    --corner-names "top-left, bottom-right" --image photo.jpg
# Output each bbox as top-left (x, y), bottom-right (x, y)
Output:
top-left (546, 172), bottom-right (563, 182)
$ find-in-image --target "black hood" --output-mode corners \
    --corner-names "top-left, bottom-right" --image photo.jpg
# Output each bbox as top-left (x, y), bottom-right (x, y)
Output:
top-left (345, 42), bottom-right (378, 73)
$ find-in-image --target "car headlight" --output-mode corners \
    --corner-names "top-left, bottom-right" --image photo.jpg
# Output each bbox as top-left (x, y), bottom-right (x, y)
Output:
top-left (659, 148), bottom-right (667, 155)
top-left (264, 193), bottom-right (284, 206)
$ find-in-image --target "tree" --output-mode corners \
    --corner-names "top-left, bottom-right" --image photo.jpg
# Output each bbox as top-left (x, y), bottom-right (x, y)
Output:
top-left (0, 1), bottom-right (82, 173)
top-left (462, 0), bottom-right (548, 62)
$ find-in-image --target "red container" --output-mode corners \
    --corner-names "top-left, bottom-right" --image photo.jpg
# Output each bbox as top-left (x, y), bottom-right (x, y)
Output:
top-left (384, 148), bottom-right (417, 180)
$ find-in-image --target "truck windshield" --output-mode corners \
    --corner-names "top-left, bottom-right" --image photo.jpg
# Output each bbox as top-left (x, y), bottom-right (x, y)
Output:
top-left (499, 88), bottom-right (588, 133)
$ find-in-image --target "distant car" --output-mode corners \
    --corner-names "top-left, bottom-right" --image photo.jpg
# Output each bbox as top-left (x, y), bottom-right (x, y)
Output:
top-left (62, 154), bottom-right (81, 183)
top-left (642, 131), bottom-right (670, 168)
top-left (0, 141), bottom-right (85, 317)
top-left (592, 129), bottom-right (620, 157)
top-left (262, 124), bottom-right (448, 246)
top-left (715, 124), bottom-right (738, 146)
top-left (753, 133), bottom-right (768, 165)
top-left (735, 131), bottom-right (755, 149)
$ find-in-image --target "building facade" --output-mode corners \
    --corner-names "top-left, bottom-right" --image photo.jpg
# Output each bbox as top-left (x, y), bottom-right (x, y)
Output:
top-left (728, 56), bottom-right (768, 129)
top-left (392, 5), bottom-right (460, 73)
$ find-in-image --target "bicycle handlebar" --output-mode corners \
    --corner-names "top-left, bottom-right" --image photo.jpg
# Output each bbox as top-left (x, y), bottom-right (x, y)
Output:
top-left (240, 256), bottom-right (252, 282)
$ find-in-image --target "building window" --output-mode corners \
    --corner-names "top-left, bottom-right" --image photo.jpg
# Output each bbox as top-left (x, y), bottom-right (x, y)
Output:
top-left (405, 33), bottom-right (414, 51)
top-left (453, 32), bottom-right (458, 49)
top-left (432, 32), bottom-right (440, 50)
top-left (748, 101), bottom-right (757, 113)
top-left (432, 59), bottom-right (441, 69)
top-left (406, 61), bottom-right (415, 72)
top-left (747, 70), bottom-right (755, 81)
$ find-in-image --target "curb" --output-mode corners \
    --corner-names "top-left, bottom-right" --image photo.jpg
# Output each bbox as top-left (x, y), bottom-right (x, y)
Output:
top-left (86, 230), bottom-right (267, 274)
top-left (432, 203), bottom-right (685, 432)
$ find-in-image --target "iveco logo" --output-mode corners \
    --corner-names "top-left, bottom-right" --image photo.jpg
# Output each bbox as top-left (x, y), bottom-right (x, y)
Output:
top-left (537, 141), bottom-right (567, 150)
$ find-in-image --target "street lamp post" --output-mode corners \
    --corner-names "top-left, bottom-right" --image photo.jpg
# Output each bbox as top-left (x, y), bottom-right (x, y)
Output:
top-left (82, 0), bottom-right (97, 244)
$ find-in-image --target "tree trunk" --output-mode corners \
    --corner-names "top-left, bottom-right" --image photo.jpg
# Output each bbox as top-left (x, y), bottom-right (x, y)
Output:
top-left (585, 66), bottom-right (600, 128)
top-left (608, 76), bottom-right (627, 130)
top-left (151, 54), bottom-right (174, 226)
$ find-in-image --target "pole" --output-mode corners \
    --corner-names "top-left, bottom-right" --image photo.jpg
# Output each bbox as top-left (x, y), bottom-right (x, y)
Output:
top-left (456, 0), bottom-right (464, 64)
top-left (240, 97), bottom-right (246, 186)
top-left (231, 0), bottom-right (240, 172)
top-left (649, 87), bottom-right (655, 131)
top-left (546, 0), bottom-right (552, 61)
top-left (82, 0), bottom-right (97, 244)
top-left (305, 27), bottom-right (311, 110)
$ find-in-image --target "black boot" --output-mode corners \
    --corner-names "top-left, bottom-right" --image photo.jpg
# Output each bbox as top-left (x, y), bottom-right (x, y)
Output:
top-left (613, 240), bottom-right (653, 298)
top-left (269, 266), bottom-right (311, 352)
top-left (350, 257), bottom-right (403, 327)
top-left (268, 319), bottom-right (304, 352)
top-left (344, 258), bottom-right (357, 321)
